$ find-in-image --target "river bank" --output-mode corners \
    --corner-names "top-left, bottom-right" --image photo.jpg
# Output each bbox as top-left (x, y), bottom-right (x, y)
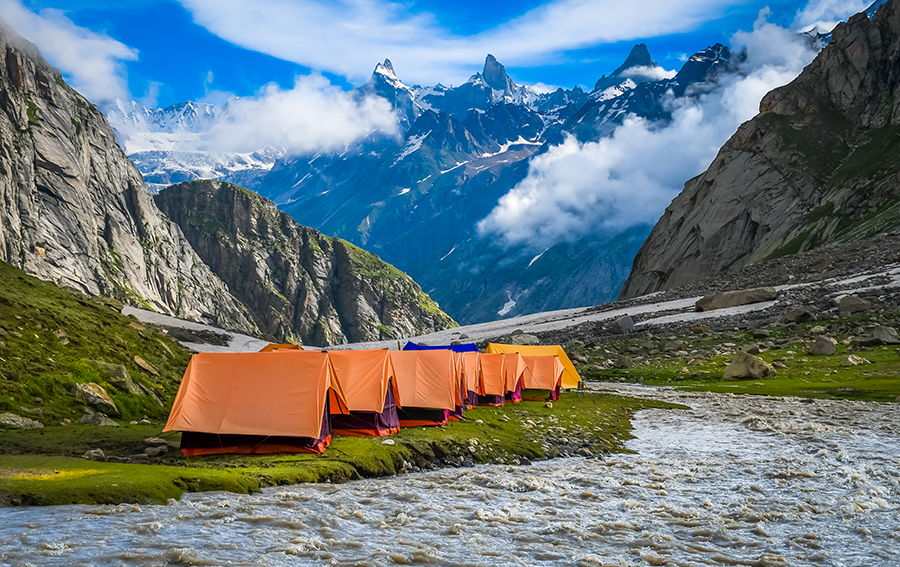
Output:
top-left (1, 384), bottom-right (896, 566)
top-left (0, 392), bottom-right (676, 506)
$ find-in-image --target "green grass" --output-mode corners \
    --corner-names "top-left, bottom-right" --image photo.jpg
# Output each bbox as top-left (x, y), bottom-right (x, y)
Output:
top-left (24, 99), bottom-right (39, 125)
top-left (0, 260), bottom-right (192, 424)
top-left (575, 310), bottom-right (900, 403)
top-left (0, 393), bottom-right (676, 506)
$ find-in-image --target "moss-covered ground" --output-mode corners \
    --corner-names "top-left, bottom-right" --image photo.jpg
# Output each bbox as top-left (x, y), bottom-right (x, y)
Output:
top-left (572, 308), bottom-right (900, 403)
top-left (0, 261), bottom-right (193, 424)
top-left (0, 393), bottom-right (676, 506)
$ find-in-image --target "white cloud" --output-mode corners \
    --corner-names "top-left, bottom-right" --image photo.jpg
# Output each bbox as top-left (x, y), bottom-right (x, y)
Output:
top-left (793, 0), bottom-right (872, 34)
top-left (204, 75), bottom-right (399, 154)
top-left (178, 0), bottom-right (745, 86)
top-left (114, 75), bottom-right (399, 155)
top-left (477, 17), bottom-right (820, 250)
top-left (0, 0), bottom-right (137, 102)
top-left (527, 82), bottom-right (562, 95)
top-left (620, 65), bottom-right (677, 81)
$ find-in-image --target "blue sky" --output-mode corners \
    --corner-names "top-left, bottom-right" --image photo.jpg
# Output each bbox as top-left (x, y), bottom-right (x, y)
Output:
top-left (3, 0), bottom-right (873, 107)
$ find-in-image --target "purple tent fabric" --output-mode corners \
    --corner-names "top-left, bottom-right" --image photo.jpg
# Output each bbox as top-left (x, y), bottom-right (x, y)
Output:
top-left (466, 390), bottom-right (479, 408)
top-left (332, 384), bottom-right (400, 437)
top-left (477, 394), bottom-right (505, 406)
top-left (403, 341), bottom-right (480, 353)
top-left (505, 379), bottom-right (523, 403)
top-left (180, 399), bottom-right (333, 455)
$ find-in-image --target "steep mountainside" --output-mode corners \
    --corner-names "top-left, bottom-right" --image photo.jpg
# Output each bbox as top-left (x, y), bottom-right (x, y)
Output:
top-left (0, 18), bottom-right (256, 332)
top-left (155, 180), bottom-right (455, 346)
top-left (621, 1), bottom-right (900, 299)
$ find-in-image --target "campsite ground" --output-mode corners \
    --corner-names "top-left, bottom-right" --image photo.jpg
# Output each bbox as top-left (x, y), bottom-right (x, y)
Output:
top-left (2, 236), bottom-right (899, 506)
top-left (0, 393), bottom-right (679, 506)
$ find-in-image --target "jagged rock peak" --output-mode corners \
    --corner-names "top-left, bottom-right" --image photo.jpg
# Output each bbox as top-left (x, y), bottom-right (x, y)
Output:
top-left (375, 58), bottom-right (396, 77)
top-left (482, 54), bottom-right (513, 91)
top-left (619, 44), bottom-right (657, 70)
top-left (593, 43), bottom-right (660, 91)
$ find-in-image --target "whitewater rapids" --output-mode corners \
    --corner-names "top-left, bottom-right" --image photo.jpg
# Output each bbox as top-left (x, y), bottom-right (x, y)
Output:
top-left (1, 385), bottom-right (898, 566)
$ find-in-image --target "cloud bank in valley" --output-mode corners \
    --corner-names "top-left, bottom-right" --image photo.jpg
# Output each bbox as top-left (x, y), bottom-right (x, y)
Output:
top-left (0, 0), bottom-right (137, 102)
top-left (205, 75), bottom-right (399, 154)
top-left (476, 17), bottom-right (821, 250)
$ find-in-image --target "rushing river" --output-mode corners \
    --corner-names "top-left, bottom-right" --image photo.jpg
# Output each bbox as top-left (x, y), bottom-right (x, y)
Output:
top-left (1, 386), bottom-right (898, 566)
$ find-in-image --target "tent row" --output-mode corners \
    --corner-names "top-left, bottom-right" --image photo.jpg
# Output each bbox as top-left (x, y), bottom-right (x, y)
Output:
top-left (163, 343), bottom-right (581, 456)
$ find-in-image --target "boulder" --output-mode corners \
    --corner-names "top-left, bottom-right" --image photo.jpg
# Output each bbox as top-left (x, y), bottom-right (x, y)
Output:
top-left (77, 408), bottom-right (119, 427)
top-left (722, 351), bottom-right (776, 381)
top-left (695, 287), bottom-right (777, 312)
top-left (752, 329), bottom-right (770, 339)
top-left (609, 315), bottom-right (634, 334)
top-left (83, 448), bottom-right (105, 461)
top-left (133, 355), bottom-right (159, 376)
top-left (841, 355), bottom-right (870, 366)
top-left (871, 326), bottom-right (899, 345)
top-left (691, 325), bottom-right (711, 335)
top-left (73, 383), bottom-right (119, 415)
top-left (93, 361), bottom-right (141, 395)
top-left (614, 356), bottom-right (634, 369)
top-left (837, 295), bottom-right (872, 315)
top-left (0, 412), bottom-right (43, 429)
top-left (782, 307), bottom-right (816, 324)
top-left (851, 326), bottom-right (900, 346)
top-left (144, 437), bottom-right (168, 447)
top-left (808, 336), bottom-right (837, 356)
top-left (145, 446), bottom-right (168, 457)
top-left (515, 334), bottom-right (541, 346)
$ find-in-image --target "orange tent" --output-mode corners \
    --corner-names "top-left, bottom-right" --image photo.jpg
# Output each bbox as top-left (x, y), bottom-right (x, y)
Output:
top-left (459, 351), bottom-right (481, 408)
top-left (503, 353), bottom-right (530, 403)
top-left (521, 355), bottom-right (565, 401)
top-left (478, 352), bottom-right (506, 406)
top-left (164, 351), bottom-right (346, 455)
top-left (327, 349), bottom-right (401, 437)
top-left (390, 350), bottom-right (457, 426)
top-left (259, 344), bottom-right (304, 352)
top-left (485, 343), bottom-right (581, 388)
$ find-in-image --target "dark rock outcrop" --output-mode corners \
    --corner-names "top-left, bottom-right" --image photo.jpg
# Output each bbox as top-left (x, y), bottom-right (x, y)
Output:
top-left (0, 17), bottom-right (255, 331)
top-left (155, 180), bottom-right (456, 346)
top-left (621, 1), bottom-right (900, 299)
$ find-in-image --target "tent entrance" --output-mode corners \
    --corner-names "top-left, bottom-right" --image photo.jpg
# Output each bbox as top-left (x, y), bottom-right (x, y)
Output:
top-left (332, 382), bottom-right (400, 437)
top-left (398, 407), bottom-right (450, 427)
top-left (180, 403), bottom-right (333, 456)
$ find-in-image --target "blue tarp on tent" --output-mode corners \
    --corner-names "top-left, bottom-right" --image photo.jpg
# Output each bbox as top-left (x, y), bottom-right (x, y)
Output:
top-left (403, 341), bottom-right (479, 353)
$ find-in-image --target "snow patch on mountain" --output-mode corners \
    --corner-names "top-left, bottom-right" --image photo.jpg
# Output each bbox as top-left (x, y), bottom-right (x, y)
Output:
top-left (392, 131), bottom-right (430, 166)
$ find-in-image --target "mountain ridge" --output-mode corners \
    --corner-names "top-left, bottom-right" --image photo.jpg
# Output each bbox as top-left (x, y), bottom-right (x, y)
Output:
top-left (620, 0), bottom-right (900, 299)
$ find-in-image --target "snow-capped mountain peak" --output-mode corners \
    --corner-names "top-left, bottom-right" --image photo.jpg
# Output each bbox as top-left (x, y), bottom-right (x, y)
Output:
top-left (592, 43), bottom-right (663, 92)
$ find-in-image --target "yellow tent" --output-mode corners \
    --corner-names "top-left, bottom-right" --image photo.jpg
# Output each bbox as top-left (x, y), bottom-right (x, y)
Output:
top-left (485, 344), bottom-right (581, 389)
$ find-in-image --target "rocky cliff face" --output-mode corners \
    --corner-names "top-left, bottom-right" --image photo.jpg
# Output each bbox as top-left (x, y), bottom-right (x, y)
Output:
top-left (620, 1), bottom-right (900, 299)
top-left (0, 18), bottom-right (256, 331)
top-left (155, 180), bottom-right (456, 346)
